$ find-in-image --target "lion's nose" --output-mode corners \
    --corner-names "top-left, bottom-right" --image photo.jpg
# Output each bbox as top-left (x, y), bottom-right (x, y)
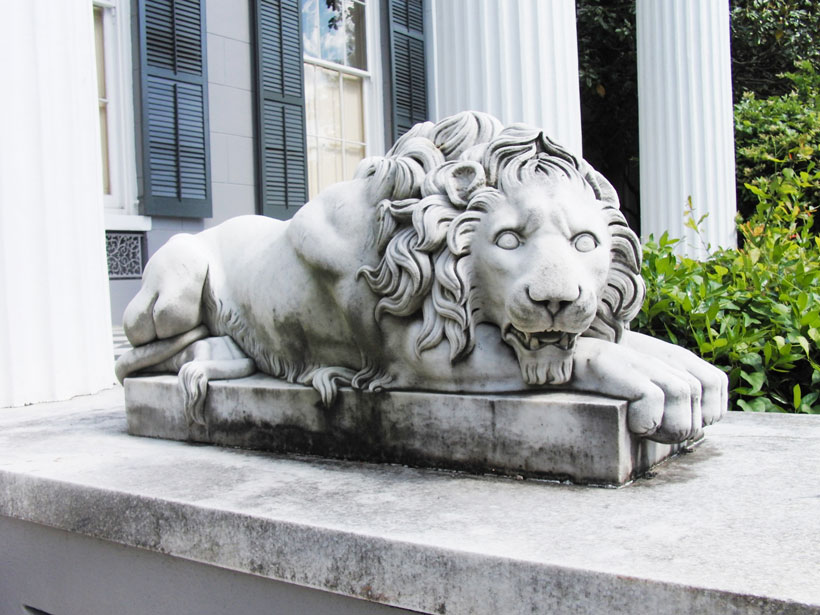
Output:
top-left (545, 299), bottom-right (573, 317)
top-left (526, 285), bottom-right (581, 317)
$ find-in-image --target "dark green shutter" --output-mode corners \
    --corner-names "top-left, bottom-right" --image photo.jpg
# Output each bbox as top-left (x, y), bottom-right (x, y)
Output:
top-left (252, 0), bottom-right (308, 219)
top-left (387, 0), bottom-right (427, 143)
top-left (136, 0), bottom-right (211, 217)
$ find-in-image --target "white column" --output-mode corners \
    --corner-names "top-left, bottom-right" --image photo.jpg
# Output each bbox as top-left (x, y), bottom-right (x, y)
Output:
top-left (637, 0), bottom-right (736, 257)
top-left (426, 0), bottom-right (582, 157)
top-left (0, 0), bottom-right (115, 406)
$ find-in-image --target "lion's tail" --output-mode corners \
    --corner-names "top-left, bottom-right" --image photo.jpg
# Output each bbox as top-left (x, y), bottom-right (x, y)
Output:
top-left (114, 325), bottom-right (210, 383)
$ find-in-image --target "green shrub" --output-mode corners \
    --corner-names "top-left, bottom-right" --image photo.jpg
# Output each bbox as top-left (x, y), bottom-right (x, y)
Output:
top-left (633, 168), bottom-right (820, 413)
top-left (734, 60), bottom-right (820, 218)
top-left (730, 0), bottom-right (820, 101)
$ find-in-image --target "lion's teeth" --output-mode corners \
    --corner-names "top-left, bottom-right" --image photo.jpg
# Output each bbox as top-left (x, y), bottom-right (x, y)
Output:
top-left (556, 333), bottom-right (576, 350)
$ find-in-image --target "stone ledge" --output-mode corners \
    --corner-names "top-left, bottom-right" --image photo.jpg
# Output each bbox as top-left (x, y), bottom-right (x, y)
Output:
top-left (1, 388), bottom-right (819, 614)
top-left (124, 374), bottom-right (687, 486)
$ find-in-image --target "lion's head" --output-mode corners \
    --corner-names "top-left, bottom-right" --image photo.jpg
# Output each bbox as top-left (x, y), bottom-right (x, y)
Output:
top-left (357, 112), bottom-right (645, 386)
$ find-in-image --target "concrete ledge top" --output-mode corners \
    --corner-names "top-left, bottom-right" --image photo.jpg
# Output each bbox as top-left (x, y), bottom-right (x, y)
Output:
top-left (1, 387), bottom-right (819, 615)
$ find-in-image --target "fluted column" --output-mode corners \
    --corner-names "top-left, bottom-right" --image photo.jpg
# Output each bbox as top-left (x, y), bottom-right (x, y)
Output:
top-left (637, 0), bottom-right (736, 257)
top-left (0, 0), bottom-right (114, 406)
top-left (426, 0), bottom-right (582, 156)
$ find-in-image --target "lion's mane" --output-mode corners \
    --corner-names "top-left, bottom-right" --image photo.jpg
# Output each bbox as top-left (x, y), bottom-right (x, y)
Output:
top-left (357, 111), bottom-right (645, 362)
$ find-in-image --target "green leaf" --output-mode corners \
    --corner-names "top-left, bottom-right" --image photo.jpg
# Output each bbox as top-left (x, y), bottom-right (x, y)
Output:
top-left (793, 384), bottom-right (802, 410)
top-left (745, 183), bottom-right (767, 197)
top-left (706, 301), bottom-right (720, 323)
top-left (763, 342), bottom-right (773, 364)
top-left (740, 370), bottom-right (766, 394)
top-left (797, 292), bottom-right (809, 312)
top-left (737, 398), bottom-right (766, 412)
top-left (800, 309), bottom-right (820, 327)
top-left (796, 336), bottom-right (811, 356)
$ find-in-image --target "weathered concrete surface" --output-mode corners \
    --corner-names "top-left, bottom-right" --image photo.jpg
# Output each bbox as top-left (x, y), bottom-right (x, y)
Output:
top-left (125, 374), bottom-right (689, 485)
top-left (1, 387), bottom-right (819, 615)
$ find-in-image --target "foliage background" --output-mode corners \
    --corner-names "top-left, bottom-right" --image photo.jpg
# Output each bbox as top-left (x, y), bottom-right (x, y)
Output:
top-left (576, 0), bottom-right (820, 412)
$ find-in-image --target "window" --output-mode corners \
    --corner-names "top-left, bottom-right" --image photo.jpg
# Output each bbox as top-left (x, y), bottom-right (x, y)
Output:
top-left (134, 0), bottom-right (211, 218)
top-left (251, 0), bottom-right (420, 219)
top-left (92, 0), bottom-right (146, 230)
top-left (93, 6), bottom-right (112, 196)
top-left (301, 0), bottom-right (380, 198)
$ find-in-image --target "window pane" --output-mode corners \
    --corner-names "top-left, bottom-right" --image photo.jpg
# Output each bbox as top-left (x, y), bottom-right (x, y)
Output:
top-left (315, 67), bottom-right (341, 139)
top-left (342, 75), bottom-right (363, 142)
top-left (303, 63), bottom-right (316, 137)
top-left (99, 104), bottom-right (111, 195)
top-left (94, 7), bottom-right (107, 99)
top-left (307, 136), bottom-right (318, 198)
top-left (94, 6), bottom-right (111, 195)
top-left (345, 1), bottom-right (367, 70)
top-left (301, 0), bottom-right (320, 59)
top-left (320, 0), bottom-right (344, 64)
top-left (318, 138), bottom-right (343, 191)
top-left (344, 143), bottom-right (365, 179)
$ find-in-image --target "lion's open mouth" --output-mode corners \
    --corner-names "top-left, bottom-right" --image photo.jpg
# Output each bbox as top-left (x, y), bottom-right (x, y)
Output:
top-left (502, 324), bottom-right (578, 386)
top-left (503, 325), bottom-right (578, 352)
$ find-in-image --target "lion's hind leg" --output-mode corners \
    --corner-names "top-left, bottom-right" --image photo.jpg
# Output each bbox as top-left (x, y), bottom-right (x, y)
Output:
top-left (118, 332), bottom-right (256, 429)
top-left (115, 325), bottom-right (210, 383)
top-left (123, 233), bottom-right (211, 347)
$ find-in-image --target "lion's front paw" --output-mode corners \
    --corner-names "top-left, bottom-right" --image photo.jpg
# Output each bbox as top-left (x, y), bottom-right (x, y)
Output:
top-left (621, 330), bottom-right (729, 433)
top-left (572, 336), bottom-right (727, 444)
top-left (621, 357), bottom-right (704, 444)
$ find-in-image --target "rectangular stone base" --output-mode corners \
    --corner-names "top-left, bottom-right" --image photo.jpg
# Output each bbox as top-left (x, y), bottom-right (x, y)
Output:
top-left (124, 374), bottom-right (691, 486)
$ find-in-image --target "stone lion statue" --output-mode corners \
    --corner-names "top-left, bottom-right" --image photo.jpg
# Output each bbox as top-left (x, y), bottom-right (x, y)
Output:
top-left (116, 111), bottom-right (727, 443)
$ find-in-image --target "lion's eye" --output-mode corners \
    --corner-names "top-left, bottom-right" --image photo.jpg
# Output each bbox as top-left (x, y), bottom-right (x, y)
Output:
top-left (573, 233), bottom-right (598, 253)
top-left (495, 231), bottom-right (521, 250)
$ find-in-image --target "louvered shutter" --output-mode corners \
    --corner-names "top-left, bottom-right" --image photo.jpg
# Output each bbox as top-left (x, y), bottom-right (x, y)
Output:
top-left (136, 0), bottom-right (211, 217)
top-left (387, 0), bottom-right (427, 143)
top-left (252, 0), bottom-right (308, 220)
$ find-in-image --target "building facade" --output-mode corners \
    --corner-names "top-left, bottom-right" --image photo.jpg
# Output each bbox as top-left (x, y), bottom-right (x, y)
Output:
top-left (0, 0), bottom-right (735, 406)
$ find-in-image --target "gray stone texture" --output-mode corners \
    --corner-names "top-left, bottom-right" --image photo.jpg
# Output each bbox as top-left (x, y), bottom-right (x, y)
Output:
top-left (1, 387), bottom-right (818, 614)
top-left (125, 374), bottom-right (687, 485)
top-left (1, 515), bottom-right (416, 615)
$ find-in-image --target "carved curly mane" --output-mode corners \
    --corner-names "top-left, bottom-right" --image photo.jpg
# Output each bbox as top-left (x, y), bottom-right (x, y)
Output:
top-left (358, 111), bottom-right (645, 362)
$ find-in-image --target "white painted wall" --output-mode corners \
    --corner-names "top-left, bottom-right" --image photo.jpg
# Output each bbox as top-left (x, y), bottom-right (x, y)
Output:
top-left (637, 0), bottom-right (737, 257)
top-left (205, 0), bottom-right (257, 228)
top-left (426, 0), bottom-right (582, 156)
top-left (0, 0), bottom-right (115, 406)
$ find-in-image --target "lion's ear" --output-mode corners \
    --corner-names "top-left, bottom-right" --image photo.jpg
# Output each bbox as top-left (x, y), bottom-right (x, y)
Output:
top-left (444, 161), bottom-right (486, 206)
top-left (422, 161), bottom-right (486, 206)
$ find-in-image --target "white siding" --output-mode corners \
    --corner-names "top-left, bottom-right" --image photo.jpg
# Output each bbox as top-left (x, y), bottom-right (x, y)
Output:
top-left (205, 0), bottom-right (257, 227)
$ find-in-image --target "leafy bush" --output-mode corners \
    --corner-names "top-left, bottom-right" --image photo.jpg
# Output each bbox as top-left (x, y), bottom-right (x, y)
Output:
top-left (731, 0), bottom-right (820, 101)
top-left (735, 61), bottom-right (820, 218)
top-left (633, 169), bottom-right (820, 413)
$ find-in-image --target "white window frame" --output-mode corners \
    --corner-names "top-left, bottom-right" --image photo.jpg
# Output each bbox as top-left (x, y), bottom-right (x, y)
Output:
top-left (363, 0), bottom-right (385, 157)
top-left (302, 0), bottom-right (385, 188)
top-left (94, 0), bottom-right (150, 231)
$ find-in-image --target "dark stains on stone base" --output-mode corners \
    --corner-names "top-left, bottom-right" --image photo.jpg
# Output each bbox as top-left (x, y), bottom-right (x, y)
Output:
top-left (125, 375), bottom-right (689, 487)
